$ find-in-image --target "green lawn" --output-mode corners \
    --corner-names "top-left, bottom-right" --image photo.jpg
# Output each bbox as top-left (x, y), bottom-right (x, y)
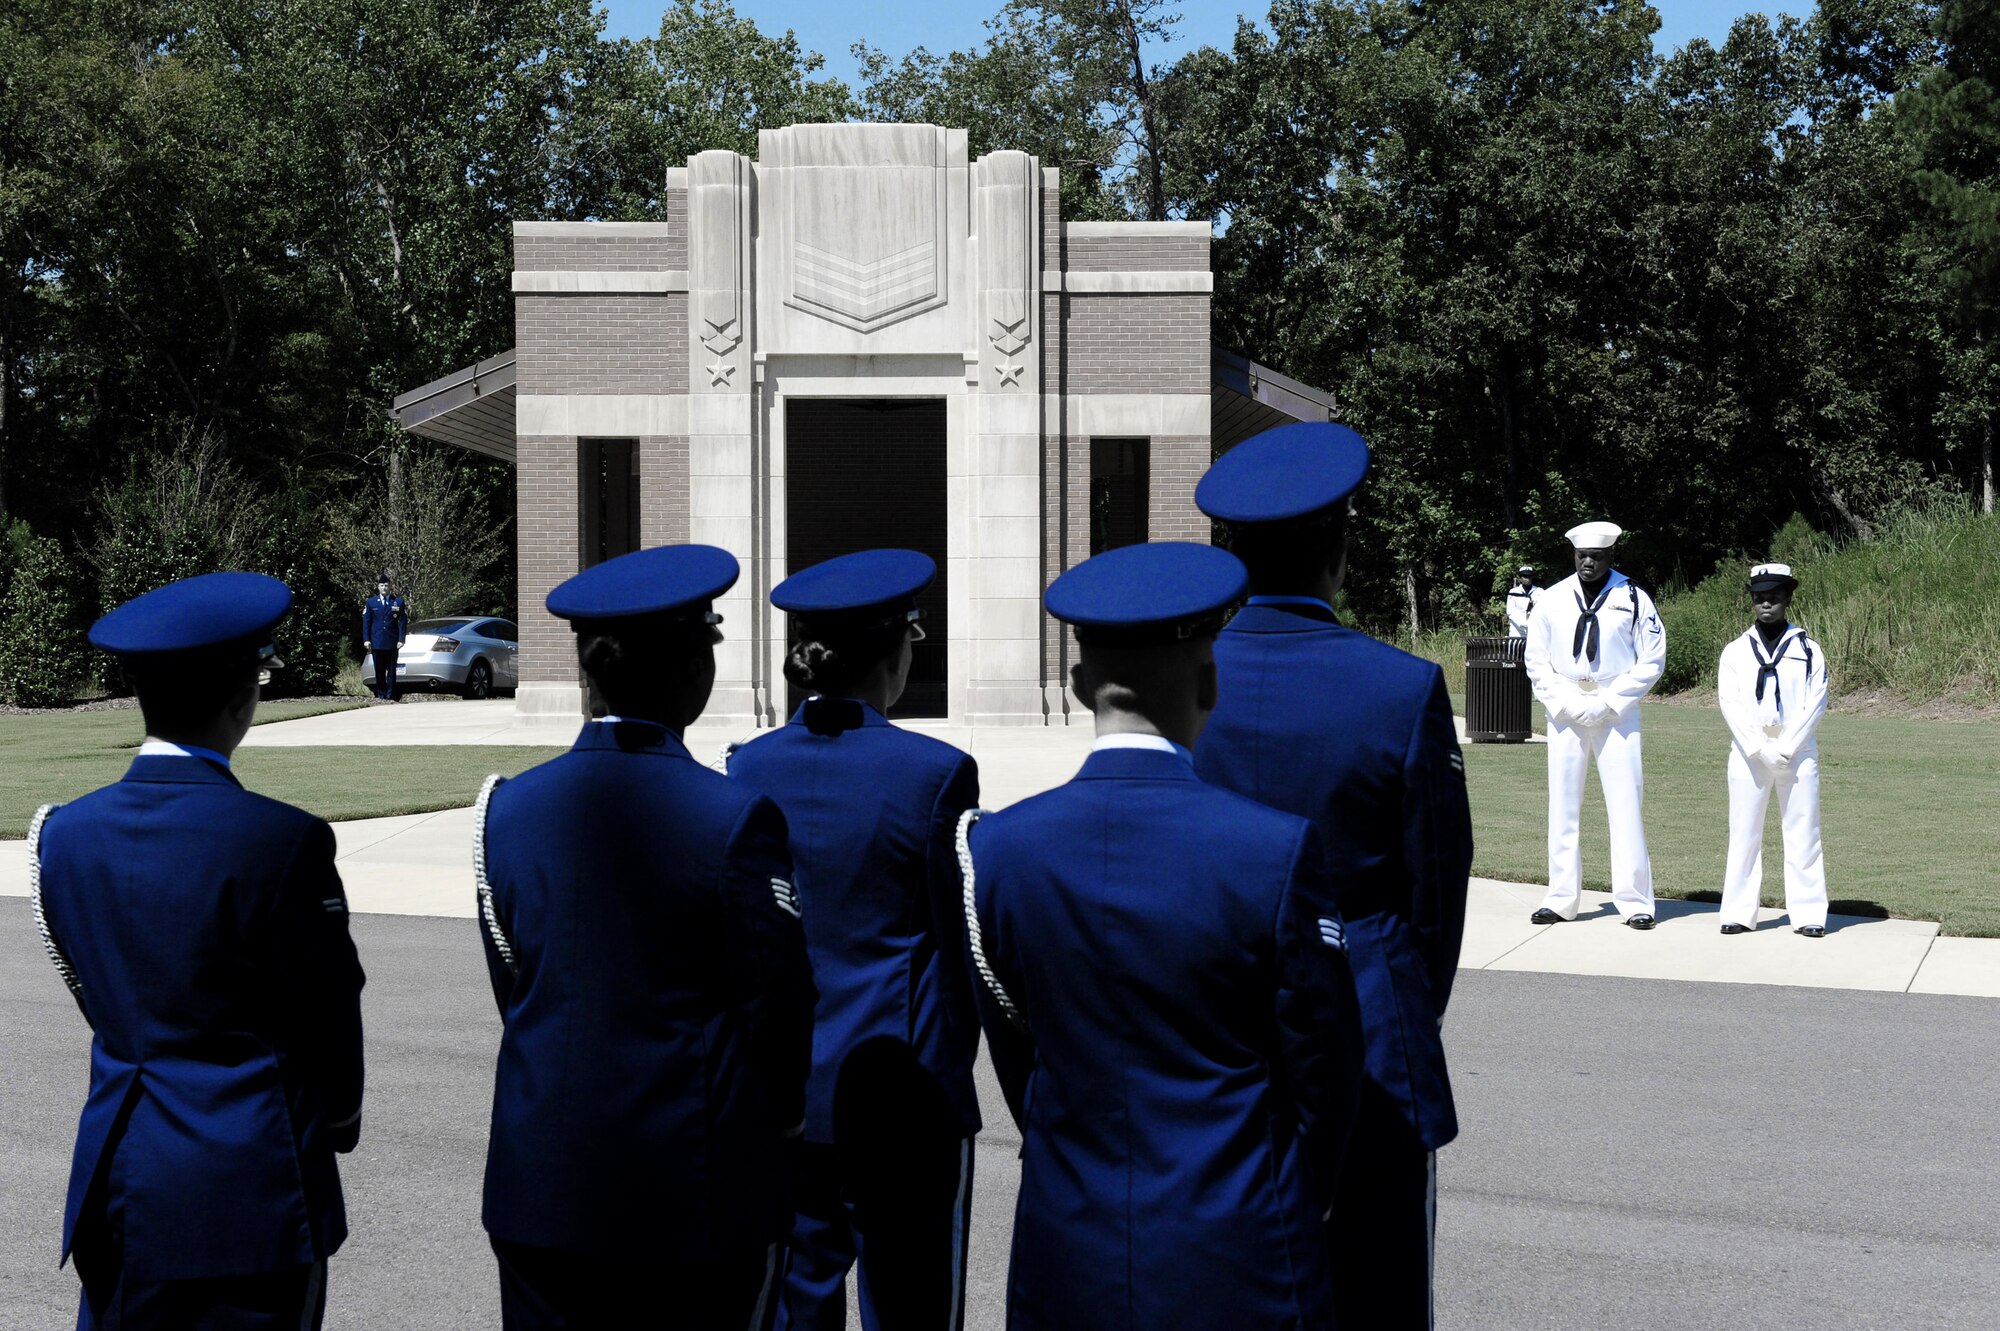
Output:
top-left (1, 702), bottom-right (541, 836)
top-left (1458, 697), bottom-right (2000, 936)
top-left (9, 697), bottom-right (1996, 937)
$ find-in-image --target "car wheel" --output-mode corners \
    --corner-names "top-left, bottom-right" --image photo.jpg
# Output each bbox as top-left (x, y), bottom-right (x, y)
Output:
top-left (464, 659), bottom-right (495, 700)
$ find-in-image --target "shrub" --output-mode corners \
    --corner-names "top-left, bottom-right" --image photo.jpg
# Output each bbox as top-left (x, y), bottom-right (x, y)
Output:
top-left (0, 521), bottom-right (92, 707)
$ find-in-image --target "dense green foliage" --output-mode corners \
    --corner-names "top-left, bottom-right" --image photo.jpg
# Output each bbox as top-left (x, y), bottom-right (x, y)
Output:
top-left (1656, 504), bottom-right (2000, 702)
top-left (0, 520), bottom-right (90, 704)
top-left (2, 0), bottom-right (1994, 703)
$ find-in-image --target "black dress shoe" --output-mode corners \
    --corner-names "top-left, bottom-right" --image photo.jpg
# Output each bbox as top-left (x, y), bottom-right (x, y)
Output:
top-left (1625, 914), bottom-right (1656, 931)
top-left (1795, 925), bottom-right (1827, 938)
top-left (1530, 908), bottom-right (1564, 925)
top-left (1720, 922), bottom-right (1749, 935)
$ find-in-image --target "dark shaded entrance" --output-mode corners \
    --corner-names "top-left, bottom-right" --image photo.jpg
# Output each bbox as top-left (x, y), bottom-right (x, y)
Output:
top-left (784, 399), bottom-right (948, 720)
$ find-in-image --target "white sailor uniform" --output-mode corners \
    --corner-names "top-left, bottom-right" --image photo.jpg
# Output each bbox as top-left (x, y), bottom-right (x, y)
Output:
top-left (1522, 570), bottom-right (1667, 918)
top-left (1505, 585), bottom-right (1539, 638)
top-left (1716, 625), bottom-right (1830, 929)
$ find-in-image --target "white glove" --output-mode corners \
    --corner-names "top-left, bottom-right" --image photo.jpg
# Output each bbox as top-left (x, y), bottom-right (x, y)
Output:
top-left (1760, 745), bottom-right (1790, 770)
top-left (1574, 698), bottom-right (1611, 727)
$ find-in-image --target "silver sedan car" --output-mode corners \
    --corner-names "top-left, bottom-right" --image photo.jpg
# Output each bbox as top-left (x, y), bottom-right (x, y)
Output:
top-left (366, 617), bottom-right (519, 699)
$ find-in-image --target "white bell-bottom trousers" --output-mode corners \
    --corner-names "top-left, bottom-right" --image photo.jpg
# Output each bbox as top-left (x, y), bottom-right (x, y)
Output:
top-left (1720, 743), bottom-right (1828, 929)
top-left (1541, 708), bottom-right (1655, 918)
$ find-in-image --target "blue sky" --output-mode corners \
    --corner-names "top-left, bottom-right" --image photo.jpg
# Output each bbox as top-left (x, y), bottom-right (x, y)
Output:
top-left (597, 1), bottom-right (1809, 86)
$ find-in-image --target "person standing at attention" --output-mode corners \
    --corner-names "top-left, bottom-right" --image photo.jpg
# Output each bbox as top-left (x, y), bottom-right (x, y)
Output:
top-left (962, 540), bottom-right (1364, 1331)
top-left (727, 549), bottom-right (981, 1331)
top-left (1524, 521), bottom-right (1668, 929)
top-left (1193, 421), bottom-right (1473, 1330)
top-left (1717, 563), bottom-right (1831, 938)
top-left (361, 570), bottom-right (407, 701)
top-left (1505, 564), bottom-right (1540, 639)
top-left (473, 544), bottom-right (815, 1330)
top-left (30, 572), bottom-right (365, 1330)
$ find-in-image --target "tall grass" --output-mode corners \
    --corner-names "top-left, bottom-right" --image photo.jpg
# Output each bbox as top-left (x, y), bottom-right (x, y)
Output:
top-left (1393, 503), bottom-right (2000, 708)
top-left (1656, 503), bottom-right (2000, 704)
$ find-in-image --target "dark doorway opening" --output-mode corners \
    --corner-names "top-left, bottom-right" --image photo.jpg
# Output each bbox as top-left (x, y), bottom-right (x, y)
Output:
top-left (579, 439), bottom-right (640, 717)
top-left (1090, 437), bottom-right (1149, 555)
top-left (785, 399), bottom-right (948, 720)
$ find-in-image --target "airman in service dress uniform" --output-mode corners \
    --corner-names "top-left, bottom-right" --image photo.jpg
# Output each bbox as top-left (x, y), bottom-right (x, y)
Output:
top-left (361, 571), bottom-right (407, 700)
top-left (1192, 422), bottom-right (1473, 1330)
top-left (1505, 565), bottom-right (1540, 639)
top-left (1523, 521), bottom-right (1669, 929)
top-left (1717, 563), bottom-right (1831, 937)
top-left (474, 544), bottom-right (815, 1330)
top-left (726, 549), bottom-right (981, 1331)
top-left (31, 572), bottom-right (365, 1331)
top-left (961, 541), bottom-right (1364, 1331)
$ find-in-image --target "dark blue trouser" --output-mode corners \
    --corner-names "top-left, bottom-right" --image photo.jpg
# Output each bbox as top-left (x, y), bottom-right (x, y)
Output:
top-left (371, 646), bottom-right (399, 699)
top-left (775, 1136), bottom-right (973, 1331)
top-left (491, 1237), bottom-right (780, 1330)
top-left (1328, 1097), bottom-right (1438, 1331)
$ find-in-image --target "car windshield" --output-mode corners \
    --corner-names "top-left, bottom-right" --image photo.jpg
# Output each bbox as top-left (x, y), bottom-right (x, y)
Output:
top-left (412, 618), bottom-right (473, 634)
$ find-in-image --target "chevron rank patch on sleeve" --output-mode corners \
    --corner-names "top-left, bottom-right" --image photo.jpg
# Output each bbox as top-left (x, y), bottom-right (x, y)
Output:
top-left (771, 878), bottom-right (801, 919)
top-left (1318, 916), bottom-right (1347, 951)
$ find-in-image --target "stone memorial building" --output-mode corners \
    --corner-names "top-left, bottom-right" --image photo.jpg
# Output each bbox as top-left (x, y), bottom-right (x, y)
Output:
top-left (393, 122), bottom-right (1331, 729)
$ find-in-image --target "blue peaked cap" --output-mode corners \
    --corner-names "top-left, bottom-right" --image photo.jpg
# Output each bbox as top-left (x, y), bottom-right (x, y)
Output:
top-left (1196, 421), bottom-right (1371, 524)
top-left (1045, 542), bottom-right (1248, 640)
top-left (90, 572), bottom-right (292, 659)
top-left (546, 544), bottom-right (739, 623)
top-left (772, 549), bottom-right (935, 618)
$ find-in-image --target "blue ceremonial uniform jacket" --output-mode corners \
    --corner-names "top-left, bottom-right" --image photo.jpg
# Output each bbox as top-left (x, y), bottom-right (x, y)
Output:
top-left (478, 720), bottom-right (815, 1258)
top-left (33, 755), bottom-right (364, 1282)
top-left (1195, 601), bottom-right (1474, 1151)
top-left (965, 745), bottom-right (1364, 1330)
top-left (361, 594), bottom-right (406, 649)
top-left (728, 698), bottom-right (982, 1144)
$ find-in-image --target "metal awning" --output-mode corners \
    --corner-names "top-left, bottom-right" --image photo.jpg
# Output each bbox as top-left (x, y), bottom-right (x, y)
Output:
top-left (390, 350), bottom-right (516, 462)
top-left (1211, 346), bottom-right (1333, 453)
top-left (393, 345), bottom-right (1330, 465)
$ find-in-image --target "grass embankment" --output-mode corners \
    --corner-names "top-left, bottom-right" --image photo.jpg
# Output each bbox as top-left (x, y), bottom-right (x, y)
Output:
top-left (1455, 698), bottom-right (2000, 937)
top-left (0, 702), bottom-right (550, 836)
top-left (1412, 503), bottom-right (2000, 708)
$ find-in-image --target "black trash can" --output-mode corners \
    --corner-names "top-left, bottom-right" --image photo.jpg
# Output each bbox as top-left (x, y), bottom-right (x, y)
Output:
top-left (1465, 635), bottom-right (1532, 742)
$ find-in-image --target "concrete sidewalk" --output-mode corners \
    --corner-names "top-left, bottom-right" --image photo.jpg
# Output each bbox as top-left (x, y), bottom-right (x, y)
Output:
top-left (238, 698), bottom-right (1537, 749)
top-left (4, 802), bottom-right (1990, 997)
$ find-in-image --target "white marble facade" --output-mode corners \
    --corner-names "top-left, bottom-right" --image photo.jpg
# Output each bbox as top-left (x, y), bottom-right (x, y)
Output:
top-left (513, 123), bottom-right (1209, 729)
top-left (685, 124), bottom-right (1047, 729)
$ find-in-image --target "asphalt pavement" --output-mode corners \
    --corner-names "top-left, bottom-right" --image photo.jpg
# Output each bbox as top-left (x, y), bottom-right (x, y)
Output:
top-left (3, 904), bottom-right (1995, 1328)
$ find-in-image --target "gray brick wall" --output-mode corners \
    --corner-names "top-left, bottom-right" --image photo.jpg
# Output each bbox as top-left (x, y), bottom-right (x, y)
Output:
top-left (665, 188), bottom-right (688, 269)
top-left (1064, 234), bottom-right (1208, 272)
top-left (514, 232), bottom-right (682, 273)
top-left (1059, 293), bottom-right (1210, 394)
top-left (1148, 435), bottom-right (1211, 543)
top-left (517, 435), bottom-right (580, 686)
top-left (641, 435), bottom-right (689, 546)
top-left (515, 293), bottom-right (688, 394)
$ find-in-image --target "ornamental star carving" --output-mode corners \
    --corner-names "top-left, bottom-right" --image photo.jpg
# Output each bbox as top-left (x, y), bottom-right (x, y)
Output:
top-left (706, 360), bottom-right (736, 387)
top-left (996, 360), bottom-right (1024, 388)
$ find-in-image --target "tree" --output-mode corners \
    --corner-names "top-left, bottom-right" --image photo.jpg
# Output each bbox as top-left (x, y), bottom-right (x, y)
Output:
top-left (326, 443), bottom-right (508, 629)
top-left (1899, 0), bottom-right (2000, 510)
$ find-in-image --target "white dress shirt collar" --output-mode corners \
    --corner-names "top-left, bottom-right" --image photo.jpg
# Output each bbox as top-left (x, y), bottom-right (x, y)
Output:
top-left (1091, 733), bottom-right (1194, 766)
top-left (137, 739), bottom-right (232, 769)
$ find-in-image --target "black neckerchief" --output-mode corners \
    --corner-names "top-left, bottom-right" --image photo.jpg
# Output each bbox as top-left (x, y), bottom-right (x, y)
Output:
top-left (1749, 623), bottom-right (1795, 709)
top-left (1572, 576), bottom-right (1614, 666)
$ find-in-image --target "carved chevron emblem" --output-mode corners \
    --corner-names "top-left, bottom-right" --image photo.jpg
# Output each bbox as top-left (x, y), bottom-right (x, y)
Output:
top-left (786, 161), bottom-right (949, 333)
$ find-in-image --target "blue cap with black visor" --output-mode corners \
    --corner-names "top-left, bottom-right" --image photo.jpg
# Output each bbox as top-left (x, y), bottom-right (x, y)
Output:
top-left (1045, 542), bottom-right (1248, 645)
top-left (89, 571), bottom-right (292, 671)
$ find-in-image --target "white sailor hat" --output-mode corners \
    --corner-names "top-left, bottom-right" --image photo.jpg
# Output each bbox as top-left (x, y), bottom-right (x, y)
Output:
top-left (1748, 563), bottom-right (1798, 592)
top-left (1565, 520), bottom-right (1623, 550)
